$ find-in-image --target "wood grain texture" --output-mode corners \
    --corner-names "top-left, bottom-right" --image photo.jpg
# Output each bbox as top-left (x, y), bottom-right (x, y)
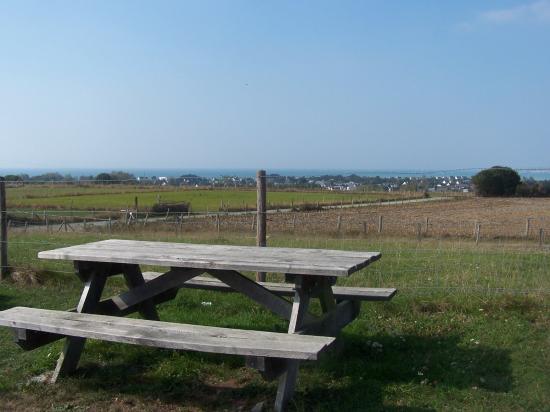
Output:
top-left (142, 273), bottom-right (397, 301)
top-left (0, 307), bottom-right (335, 361)
top-left (11, 288), bottom-right (180, 351)
top-left (38, 239), bottom-right (381, 277)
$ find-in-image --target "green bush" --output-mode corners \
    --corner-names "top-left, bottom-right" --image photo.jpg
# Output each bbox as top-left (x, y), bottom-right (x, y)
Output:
top-left (472, 166), bottom-right (521, 197)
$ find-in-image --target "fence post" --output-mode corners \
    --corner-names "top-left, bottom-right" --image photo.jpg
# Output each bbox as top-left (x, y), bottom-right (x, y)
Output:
top-left (425, 216), bottom-right (429, 235)
top-left (416, 222), bottom-right (422, 241)
top-left (378, 215), bottom-right (383, 233)
top-left (539, 228), bottom-right (545, 247)
top-left (363, 221), bottom-right (368, 235)
top-left (475, 222), bottom-right (481, 245)
top-left (0, 177), bottom-right (8, 279)
top-left (337, 215), bottom-right (342, 232)
top-left (256, 170), bottom-right (267, 282)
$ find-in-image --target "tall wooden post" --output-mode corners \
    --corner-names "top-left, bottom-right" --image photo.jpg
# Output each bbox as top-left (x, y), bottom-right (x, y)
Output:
top-left (0, 177), bottom-right (8, 279)
top-left (256, 170), bottom-right (267, 282)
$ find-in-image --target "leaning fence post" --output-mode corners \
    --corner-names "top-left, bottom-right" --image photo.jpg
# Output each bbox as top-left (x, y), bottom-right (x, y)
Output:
top-left (0, 177), bottom-right (8, 279)
top-left (256, 170), bottom-right (267, 282)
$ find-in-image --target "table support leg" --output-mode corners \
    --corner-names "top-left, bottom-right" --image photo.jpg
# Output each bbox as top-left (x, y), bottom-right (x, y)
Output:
top-left (274, 276), bottom-right (312, 412)
top-left (52, 265), bottom-right (107, 382)
top-left (318, 277), bottom-right (337, 314)
top-left (122, 264), bottom-right (160, 321)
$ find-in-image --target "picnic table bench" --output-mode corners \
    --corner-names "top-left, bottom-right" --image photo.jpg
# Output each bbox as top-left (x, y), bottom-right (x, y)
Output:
top-left (0, 239), bottom-right (395, 411)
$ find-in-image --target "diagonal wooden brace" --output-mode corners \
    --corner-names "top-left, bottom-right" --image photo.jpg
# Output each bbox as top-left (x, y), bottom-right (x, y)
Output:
top-left (206, 270), bottom-right (316, 323)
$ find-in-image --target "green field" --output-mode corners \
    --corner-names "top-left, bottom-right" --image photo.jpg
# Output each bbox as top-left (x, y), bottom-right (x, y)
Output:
top-left (0, 230), bottom-right (548, 411)
top-left (6, 184), bottom-right (421, 213)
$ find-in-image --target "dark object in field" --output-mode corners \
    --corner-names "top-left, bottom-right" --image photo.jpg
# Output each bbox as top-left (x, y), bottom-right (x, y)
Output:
top-left (151, 202), bottom-right (189, 215)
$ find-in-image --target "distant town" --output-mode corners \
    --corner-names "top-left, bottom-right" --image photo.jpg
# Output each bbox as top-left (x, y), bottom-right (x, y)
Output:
top-left (4, 171), bottom-right (473, 193)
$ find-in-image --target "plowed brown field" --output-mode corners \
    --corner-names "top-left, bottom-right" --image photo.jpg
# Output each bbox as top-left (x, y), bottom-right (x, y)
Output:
top-left (179, 197), bottom-right (550, 240)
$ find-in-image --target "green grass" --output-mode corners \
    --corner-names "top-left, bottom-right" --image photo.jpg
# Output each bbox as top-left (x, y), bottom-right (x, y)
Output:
top-left (6, 184), bottom-right (419, 213)
top-left (0, 231), bottom-right (549, 411)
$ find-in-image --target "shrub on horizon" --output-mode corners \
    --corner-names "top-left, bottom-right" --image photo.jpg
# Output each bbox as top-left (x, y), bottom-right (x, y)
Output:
top-left (472, 166), bottom-right (521, 197)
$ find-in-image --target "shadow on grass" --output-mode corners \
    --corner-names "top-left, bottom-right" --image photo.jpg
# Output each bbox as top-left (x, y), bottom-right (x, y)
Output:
top-left (296, 331), bottom-right (512, 411)
top-left (56, 330), bottom-right (512, 411)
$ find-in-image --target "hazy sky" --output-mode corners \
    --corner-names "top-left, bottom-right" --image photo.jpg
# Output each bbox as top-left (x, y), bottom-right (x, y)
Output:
top-left (1, 1), bottom-right (549, 170)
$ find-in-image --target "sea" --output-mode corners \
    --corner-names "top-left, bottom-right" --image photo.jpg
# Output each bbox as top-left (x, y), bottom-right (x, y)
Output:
top-left (1, 168), bottom-right (550, 180)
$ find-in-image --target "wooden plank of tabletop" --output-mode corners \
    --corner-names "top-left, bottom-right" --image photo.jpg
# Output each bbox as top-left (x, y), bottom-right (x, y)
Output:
top-left (38, 239), bottom-right (381, 277)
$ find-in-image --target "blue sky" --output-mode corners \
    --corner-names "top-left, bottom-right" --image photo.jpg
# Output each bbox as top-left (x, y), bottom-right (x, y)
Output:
top-left (0, 1), bottom-right (549, 170)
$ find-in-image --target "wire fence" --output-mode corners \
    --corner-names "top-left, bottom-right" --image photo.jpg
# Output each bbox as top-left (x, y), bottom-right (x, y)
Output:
top-left (4, 202), bottom-right (549, 244)
top-left (3, 216), bottom-right (550, 297)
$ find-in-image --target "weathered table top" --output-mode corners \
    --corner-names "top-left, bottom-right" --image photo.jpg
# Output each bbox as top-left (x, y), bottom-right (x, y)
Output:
top-left (38, 239), bottom-right (381, 277)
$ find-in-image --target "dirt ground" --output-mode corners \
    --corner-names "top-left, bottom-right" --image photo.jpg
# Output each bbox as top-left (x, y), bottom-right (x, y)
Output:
top-left (179, 197), bottom-right (550, 240)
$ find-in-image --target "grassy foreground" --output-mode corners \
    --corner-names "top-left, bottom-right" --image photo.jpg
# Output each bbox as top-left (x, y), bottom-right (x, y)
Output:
top-left (0, 231), bottom-right (548, 411)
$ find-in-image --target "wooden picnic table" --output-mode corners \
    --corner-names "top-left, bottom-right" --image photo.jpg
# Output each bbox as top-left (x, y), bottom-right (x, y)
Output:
top-left (0, 239), bottom-right (394, 411)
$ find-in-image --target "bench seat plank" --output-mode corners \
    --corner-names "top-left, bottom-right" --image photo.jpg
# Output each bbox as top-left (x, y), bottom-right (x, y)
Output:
top-left (142, 273), bottom-right (397, 301)
top-left (0, 307), bottom-right (334, 360)
top-left (38, 239), bottom-right (381, 277)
